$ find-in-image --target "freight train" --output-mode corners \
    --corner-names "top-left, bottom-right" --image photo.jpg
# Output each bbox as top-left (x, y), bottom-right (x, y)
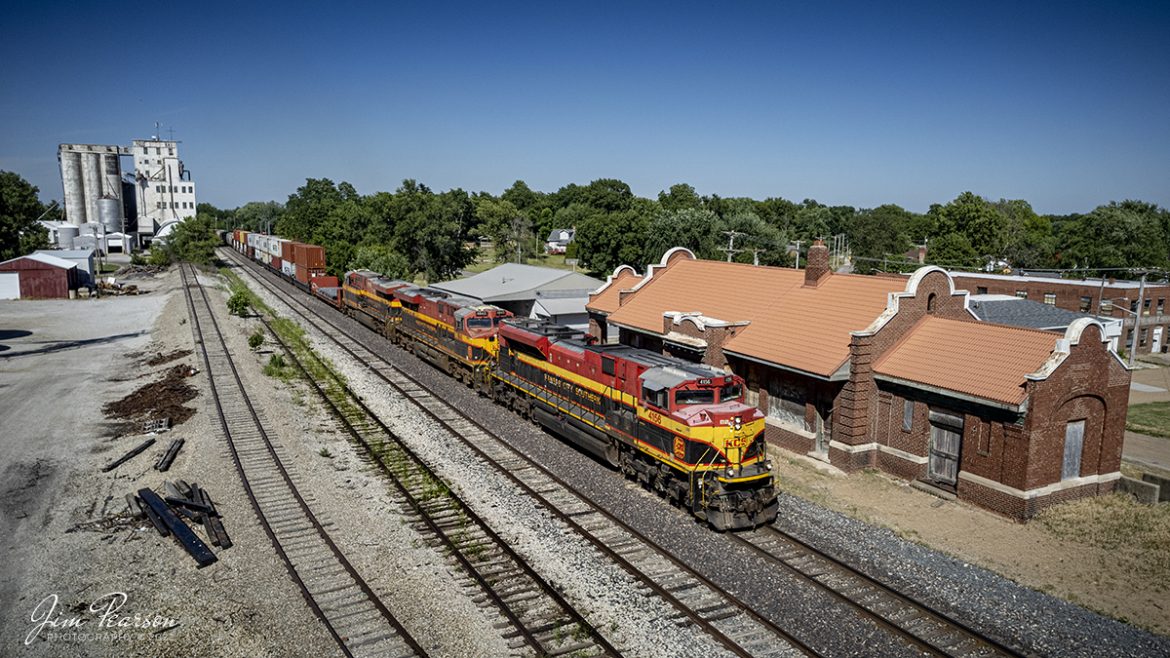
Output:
top-left (225, 231), bottom-right (778, 530)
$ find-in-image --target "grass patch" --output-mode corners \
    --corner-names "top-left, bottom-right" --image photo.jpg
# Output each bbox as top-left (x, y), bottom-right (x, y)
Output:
top-left (1125, 401), bottom-right (1170, 439)
top-left (1037, 493), bottom-right (1170, 588)
top-left (263, 353), bottom-right (293, 380)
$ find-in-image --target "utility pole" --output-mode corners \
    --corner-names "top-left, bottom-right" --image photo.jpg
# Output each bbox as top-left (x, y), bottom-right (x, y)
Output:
top-left (1130, 272), bottom-right (1147, 368)
top-left (749, 248), bottom-right (765, 266)
top-left (721, 230), bottom-right (745, 262)
top-left (794, 240), bottom-right (802, 269)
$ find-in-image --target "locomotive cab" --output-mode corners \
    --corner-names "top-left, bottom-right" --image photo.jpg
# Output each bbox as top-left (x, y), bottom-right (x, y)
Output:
top-left (640, 368), bottom-right (777, 530)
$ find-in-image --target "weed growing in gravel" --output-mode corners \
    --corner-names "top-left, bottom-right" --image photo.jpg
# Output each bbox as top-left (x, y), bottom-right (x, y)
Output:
top-left (248, 330), bottom-right (264, 350)
top-left (263, 353), bottom-right (293, 380)
top-left (318, 447), bottom-right (333, 459)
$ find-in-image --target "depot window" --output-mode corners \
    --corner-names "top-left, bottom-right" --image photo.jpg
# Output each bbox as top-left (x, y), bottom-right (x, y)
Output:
top-left (675, 389), bottom-right (715, 406)
top-left (1044, 293), bottom-right (1056, 305)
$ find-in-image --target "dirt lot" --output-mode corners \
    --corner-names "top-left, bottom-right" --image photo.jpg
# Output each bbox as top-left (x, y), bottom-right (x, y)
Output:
top-left (773, 455), bottom-right (1170, 636)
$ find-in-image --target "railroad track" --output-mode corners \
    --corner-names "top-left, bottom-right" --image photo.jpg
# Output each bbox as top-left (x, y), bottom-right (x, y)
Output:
top-left (179, 264), bottom-right (426, 658)
top-left (222, 248), bottom-right (812, 658)
top-left (732, 526), bottom-right (1026, 658)
top-left (255, 312), bottom-right (620, 657)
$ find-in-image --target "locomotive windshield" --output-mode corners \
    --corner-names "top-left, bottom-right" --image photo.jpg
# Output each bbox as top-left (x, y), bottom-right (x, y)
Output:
top-left (720, 383), bottom-right (742, 402)
top-left (466, 317), bottom-right (493, 330)
top-left (675, 389), bottom-right (715, 406)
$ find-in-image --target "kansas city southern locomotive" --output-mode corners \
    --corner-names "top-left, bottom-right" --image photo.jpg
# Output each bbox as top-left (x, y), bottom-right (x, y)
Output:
top-left (227, 230), bottom-right (778, 530)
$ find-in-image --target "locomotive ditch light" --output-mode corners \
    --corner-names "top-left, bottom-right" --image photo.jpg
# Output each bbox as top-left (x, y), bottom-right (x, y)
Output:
top-left (726, 466), bottom-right (735, 477)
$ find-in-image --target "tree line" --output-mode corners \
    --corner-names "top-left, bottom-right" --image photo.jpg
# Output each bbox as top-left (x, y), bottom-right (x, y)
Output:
top-left (214, 177), bottom-right (1170, 281)
top-left (3, 169), bottom-right (1168, 282)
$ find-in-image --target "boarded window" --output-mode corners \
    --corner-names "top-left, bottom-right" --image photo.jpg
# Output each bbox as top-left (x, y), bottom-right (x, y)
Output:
top-left (768, 381), bottom-right (807, 431)
top-left (1062, 420), bottom-right (1085, 480)
top-left (902, 399), bottom-right (913, 431)
top-left (1100, 299), bottom-right (1113, 314)
top-left (1080, 296), bottom-right (1092, 312)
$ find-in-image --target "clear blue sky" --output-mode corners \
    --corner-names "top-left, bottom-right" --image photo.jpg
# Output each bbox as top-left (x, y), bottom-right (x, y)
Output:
top-left (2, 1), bottom-right (1168, 215)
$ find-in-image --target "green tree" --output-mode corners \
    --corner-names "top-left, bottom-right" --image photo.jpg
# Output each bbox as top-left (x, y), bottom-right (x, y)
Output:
top-left (575, 204), bottom-right (652, 274)
top-left (996, 199), bottom-right (1055, 268)
top-left (0, 171), bottom-right (50, 260)
top-left (722, 212), bottom-right (788, 266)
top-left (501, 180), bottom-right (541, 213)
top-left (163, 215), bottom-right (220, 265)
top-left (389, 180), bottom-right (476, 282)
top-left (658, 183), bottom-right (702, 212)
top-left (849, 204), bottom-right (912, 274)
top-left (932, 192), bottom-right (1006, 260)
top-left (925, 232), bottom-right (979, 268)
top-left (348, 244), bottom-right (411, 279)
top-left (234, 201), bottom-right (284, 233)
top-left (643, 208), bottom-right (723, 262)
top-left (1058, 201), bottom-right (1169, 273)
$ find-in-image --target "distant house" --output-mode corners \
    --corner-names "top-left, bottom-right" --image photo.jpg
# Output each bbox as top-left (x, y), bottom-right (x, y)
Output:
top-left (545, 228), bottom-right (575, 254)
top-left (432, 263), bottom-right (602, 330)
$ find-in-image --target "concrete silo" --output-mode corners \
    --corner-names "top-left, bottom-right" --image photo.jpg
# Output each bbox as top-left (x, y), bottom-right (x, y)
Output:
top-left (60, 149), bottom-right (85, 226)
top-left (81, 153), bottom-right (102, 224)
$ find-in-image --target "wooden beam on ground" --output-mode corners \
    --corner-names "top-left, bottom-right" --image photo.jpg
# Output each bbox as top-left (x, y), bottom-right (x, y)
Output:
top-left (101, 438), bottom-right (156, 473)
top-left (155, 438), bottom-right (185, 472)
top-left (137, 488), bottom-right (217, 568)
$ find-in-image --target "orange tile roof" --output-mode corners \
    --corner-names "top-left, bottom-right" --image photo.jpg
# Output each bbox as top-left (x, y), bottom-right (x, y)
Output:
top-left (587, 270), bottom-right (643, 314)
top-left (605, 258), bottom-right (906, 377)
top-left (873, 316), bottom-right (1058, 406)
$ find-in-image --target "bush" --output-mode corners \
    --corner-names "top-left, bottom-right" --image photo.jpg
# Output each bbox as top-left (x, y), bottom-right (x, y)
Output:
top-left (227, 292), bottom-right (250, 317)
top-left (147, 249), bottom-right (171, 266)
top-left (130, 252), bottom-right (148, 266)
top-left (248, 330), bottom-right (264, 350)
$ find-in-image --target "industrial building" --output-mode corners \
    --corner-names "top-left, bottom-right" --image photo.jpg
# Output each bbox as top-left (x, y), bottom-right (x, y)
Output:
top-left (57, 134), bottom-right (196, 249)
top-left (33, 249), bottom-right (95, 287)
top-left (432, 264), bottom-right (602, 331)
top-left (587, 242), bottom-right (1130, 520)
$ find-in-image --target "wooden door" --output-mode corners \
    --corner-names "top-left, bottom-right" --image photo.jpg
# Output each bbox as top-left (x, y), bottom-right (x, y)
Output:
top-left (928, 424), bottom-right (961, 486)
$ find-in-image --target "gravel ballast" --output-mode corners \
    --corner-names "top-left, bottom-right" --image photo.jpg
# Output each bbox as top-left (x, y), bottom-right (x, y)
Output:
top-left (233, 256), bottom-right (1170, 657)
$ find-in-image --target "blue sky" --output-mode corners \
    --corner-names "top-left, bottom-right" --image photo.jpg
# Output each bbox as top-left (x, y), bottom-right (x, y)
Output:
top-left (2, 1), bottom-right (1168, 214)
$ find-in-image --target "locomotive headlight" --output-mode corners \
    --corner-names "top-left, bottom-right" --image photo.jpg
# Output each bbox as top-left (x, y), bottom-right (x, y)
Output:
top-left (726, 466), bottom-right (735, 477)
top-left (733, 416), bottom-right (742, 431)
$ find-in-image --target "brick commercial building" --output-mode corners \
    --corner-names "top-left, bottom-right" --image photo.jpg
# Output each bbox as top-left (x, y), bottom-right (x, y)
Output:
top-left (951, 271), bottom-right (1170, 357)
top-left (587, 242), bottom-right (1130, 520)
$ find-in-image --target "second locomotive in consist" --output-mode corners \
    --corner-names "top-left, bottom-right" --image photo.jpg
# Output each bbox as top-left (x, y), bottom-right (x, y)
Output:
top-left (228, 231), bottom-right (778, 530)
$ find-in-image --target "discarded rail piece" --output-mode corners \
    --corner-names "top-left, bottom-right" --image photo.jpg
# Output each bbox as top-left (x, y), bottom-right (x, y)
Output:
top-left (155, 438), bottom-right (184, 471)
top-left (137, 488), bottom-right (218, 568)
top-left (101, 437), bottom-right (156, 472)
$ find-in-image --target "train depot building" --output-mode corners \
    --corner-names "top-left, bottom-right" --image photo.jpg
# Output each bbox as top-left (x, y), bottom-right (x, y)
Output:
top-left (587, 242), bottom-right (1130, 520)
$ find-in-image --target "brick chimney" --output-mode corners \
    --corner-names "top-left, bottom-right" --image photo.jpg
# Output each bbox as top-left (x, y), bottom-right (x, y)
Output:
top-left (803, 239), bottom-right (830, 287)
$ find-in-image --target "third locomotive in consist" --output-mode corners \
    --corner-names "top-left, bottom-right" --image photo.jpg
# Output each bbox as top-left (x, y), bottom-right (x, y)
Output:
top-left (229, 230), bottom-right (779, 531)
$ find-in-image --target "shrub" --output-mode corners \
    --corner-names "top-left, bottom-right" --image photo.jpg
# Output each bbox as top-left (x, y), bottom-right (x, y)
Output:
top-left (248, 330), bottom-right (264, 350)
top-left (227, 291), bottom-right (250, 317)
top-left (147, 249), bottom-right (171, 266)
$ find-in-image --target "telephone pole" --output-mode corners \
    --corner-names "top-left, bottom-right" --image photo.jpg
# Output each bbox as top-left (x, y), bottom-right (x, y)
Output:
top-left (721, 230), bottom-right (745, 262)
top-left (793, 240), bottom-right (802, 269)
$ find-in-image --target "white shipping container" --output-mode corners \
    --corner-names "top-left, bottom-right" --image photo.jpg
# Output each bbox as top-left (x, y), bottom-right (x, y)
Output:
top-left (282, 260), bottom-right (295, 277)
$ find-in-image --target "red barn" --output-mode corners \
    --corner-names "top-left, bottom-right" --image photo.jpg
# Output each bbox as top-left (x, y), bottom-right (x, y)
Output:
top-left (0, 253), bottom-right (79, 299)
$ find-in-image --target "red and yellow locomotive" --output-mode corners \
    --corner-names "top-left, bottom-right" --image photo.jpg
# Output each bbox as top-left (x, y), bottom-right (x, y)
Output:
top-left (391, 286), bottom-right (512, 390)
top-left (494, 318), bottom-right (777, 531)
